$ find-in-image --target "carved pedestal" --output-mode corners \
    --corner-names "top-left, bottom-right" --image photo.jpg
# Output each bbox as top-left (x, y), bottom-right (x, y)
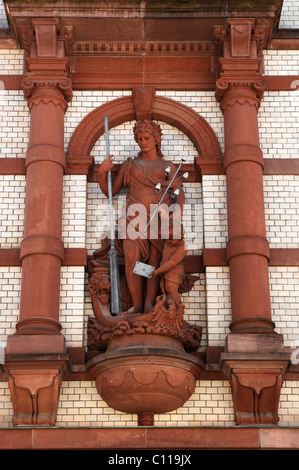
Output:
top-left (221, 334), bottom-right (290, 425)
top-left (87, 335), bottom-right (203, 426)
top-left (87, 262), bottom-right (203, 425)
top-left (4, 335), bottom-right (68, 426)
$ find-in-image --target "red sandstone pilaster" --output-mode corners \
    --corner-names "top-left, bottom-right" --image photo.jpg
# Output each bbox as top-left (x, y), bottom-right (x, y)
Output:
top-left (215, 19), bottom-right (290, 426)
top-left (4, 19), bottom-right (73, 426)
top-left (215, 19), bottom-right (273, 334)
top-left (17, 77), bottom-right (71, 335)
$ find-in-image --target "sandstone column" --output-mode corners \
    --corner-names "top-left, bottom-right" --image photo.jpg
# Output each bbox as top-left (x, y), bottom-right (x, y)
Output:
top-left (215, 19), bottom-right (273, 335)
top-left (215, 19), bottom-right (290, 426)
top-left (18, 76), bottom-right (72, 335)
top-left (5, 19), bottom-right (73, 426)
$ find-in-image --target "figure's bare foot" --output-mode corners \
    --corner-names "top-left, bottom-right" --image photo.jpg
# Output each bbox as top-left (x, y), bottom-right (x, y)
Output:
top-left (126, 305), bottom-right (143, 314)
top-left (144, 302), bottom-right (154, 313)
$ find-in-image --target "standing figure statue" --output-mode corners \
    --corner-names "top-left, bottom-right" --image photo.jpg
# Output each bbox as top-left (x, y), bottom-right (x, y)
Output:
top-left (97, 120), bottom-right (185, 314)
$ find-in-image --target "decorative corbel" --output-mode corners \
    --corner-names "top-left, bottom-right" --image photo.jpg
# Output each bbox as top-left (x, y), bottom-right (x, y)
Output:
top-left (214, 18), bottom-right (266, 60)
top-left (132, 87), bottom-right (155, 121)
top-left (6, 367), bottom-right (64, 426)
top-left (223, 360), bottom-right (288, 425)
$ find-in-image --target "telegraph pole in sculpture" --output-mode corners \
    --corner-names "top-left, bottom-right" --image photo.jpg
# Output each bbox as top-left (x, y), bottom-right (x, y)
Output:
top-left (104, 116), bottom-right (122, 315)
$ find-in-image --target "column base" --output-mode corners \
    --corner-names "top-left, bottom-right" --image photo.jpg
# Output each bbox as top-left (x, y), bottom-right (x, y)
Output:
top-left (229, 316), bottom-right (276, 335)
top-left (15, 317), bottom-right (62, 335)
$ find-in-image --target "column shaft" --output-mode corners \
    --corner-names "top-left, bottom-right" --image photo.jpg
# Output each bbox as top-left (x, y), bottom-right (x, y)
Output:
top-left (17, 85), bottom-right (68, 334)
top-left (221, 86), bottom-right (274, 334)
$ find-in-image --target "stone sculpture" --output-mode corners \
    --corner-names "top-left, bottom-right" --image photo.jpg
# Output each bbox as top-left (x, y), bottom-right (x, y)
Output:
top-left (88, 120), bottom-right (201, 351)
top-left (86, 120), bottom-right (203, 425)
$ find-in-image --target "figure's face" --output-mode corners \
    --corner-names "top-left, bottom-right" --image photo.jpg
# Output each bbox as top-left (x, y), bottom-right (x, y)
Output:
top-left (136, 132), bottom-right (156, 153)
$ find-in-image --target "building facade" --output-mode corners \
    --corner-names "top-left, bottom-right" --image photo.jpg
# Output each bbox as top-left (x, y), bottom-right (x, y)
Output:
top-left (0, 0), bottom-right (299, 450)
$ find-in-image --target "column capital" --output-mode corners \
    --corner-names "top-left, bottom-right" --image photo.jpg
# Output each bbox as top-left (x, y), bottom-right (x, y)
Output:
top-left (214, 18), bottom-right (266, 106)
top-left (215, 76), bottom-right (265, 109)
top-left (21, 17), bottom-right (73, 106)
top-left (22, 76), bottom-right (73, 110)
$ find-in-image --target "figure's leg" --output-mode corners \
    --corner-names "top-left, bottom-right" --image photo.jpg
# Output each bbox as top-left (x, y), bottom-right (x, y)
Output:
top-left (123, 239), bottom-right (143, 313)
top-left (144, 245), bottom-right (162, 313)
top-left (165, 279), bottom-right (181, 306)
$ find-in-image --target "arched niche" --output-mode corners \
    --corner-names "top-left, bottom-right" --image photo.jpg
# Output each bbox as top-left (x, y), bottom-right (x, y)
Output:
top-left (67, 94), bottom-right (221, 159)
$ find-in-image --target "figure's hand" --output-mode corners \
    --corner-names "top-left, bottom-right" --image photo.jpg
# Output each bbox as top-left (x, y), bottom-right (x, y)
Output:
top-left (150, 269), bottom-right (159, 278)
top-left (98, 155), bottom-right (114, 175)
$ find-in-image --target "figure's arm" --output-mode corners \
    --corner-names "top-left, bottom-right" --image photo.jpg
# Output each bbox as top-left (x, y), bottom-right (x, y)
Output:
top-left (151, 243), bottom-right (187, 277)
top-left (97, 156), bottom-right (125, 197)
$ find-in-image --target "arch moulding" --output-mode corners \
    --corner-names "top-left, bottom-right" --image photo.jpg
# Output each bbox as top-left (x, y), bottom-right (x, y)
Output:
top-left (67, 93), bottom-right (222, 162)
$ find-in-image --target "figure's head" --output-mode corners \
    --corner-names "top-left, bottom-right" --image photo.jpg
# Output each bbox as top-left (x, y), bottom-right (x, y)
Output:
top-left (133, 120), bottom-right (163, 159)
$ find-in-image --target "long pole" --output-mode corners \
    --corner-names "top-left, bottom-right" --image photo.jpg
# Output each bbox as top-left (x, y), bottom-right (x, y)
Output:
top-left (104, 116), bottom-right (122, 315)
top-left (143, 158), bottom-right (185, 232)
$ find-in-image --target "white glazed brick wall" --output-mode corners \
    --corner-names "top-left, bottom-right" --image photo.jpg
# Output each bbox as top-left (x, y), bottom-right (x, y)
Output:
top-left (0, 1), bottom-right (8, 30)
top-left (55, 380), bottom-right (235, 428)
top-left (259, 91), bottom-right (299, 159)
top-left (202, 175), bottom-right (227, 249)
top-left (0, 383), bottom-right (13, 428)
top-left (269, 267), bottom-right (299, 348)
top-left (62, 175), bottom-right (87, 248)
top-left (206, 267), bottom-right (231, 346)
top-left (0, 91), bottom-right (29, 158)
top-left (91, 120), bottom-right (200, 163)
top-left (264, 176), bottom-right (299, 248)
top-left (0, 50), bottom-right (24, 74)
top-left (86, 182), bottom-right (111, 255)
top-left (279, 381), bottom-right (299, 426)
top-left (263, 50), bottom-right (299, 76)
top-left (279, 0), bottom-right (299, 29)
top-left (0, 267), bottom-right (21, 344)
top-left (60, 266), bottom-right (85, 347)
top-left (0, 175), bottom-right (25, 248)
